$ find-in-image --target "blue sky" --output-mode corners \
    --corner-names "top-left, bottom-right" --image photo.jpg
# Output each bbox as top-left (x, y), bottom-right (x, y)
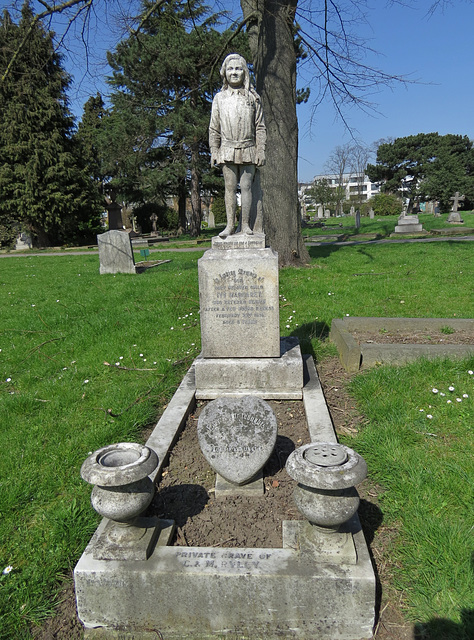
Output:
top-left (5, 1), bottom-right (473, 182)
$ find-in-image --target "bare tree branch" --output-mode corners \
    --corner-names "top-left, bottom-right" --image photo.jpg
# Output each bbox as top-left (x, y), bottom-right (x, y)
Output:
top-left (1, 0), bottom-right (92, 84)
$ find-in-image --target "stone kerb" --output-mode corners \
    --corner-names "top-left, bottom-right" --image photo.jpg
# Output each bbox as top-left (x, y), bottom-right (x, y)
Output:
top-left (330, 317), bottom-right (474, 372)
top-left (74, 357), bottom-right (376, 639)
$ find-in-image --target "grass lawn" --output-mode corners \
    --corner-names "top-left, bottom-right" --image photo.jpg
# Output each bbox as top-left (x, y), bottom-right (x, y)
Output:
top-left (302, 211), bottom-right (474, 239)
top-left (0, 239), bottom-right (472, 638)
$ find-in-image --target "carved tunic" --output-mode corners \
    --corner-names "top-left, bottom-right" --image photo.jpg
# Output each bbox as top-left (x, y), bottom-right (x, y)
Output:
top-left (209, 88), bottom-right (266, 165)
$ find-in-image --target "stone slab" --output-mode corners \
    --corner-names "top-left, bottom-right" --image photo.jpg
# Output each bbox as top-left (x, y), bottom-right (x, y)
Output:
top-left (98, 231), bottom-right (136, 274)
top-left (91, 517), bottom-right (175, 561)
top-left (215, 472), bottom-right (264, 497)
top-left (302, 355), bottom-right (337, 442)
top-left (330, 317), bottom-right (474, 372)
top-left (211, 233), bottom-right (266, 250)
top-left (198, 246), bottom-right (280, 358)
top-left (394, 223), bottom-right (423, 233)
top-left (75, 527), bottom-right (375, 639)
top-left (282, 519), bottom-right (357, 564)
top-left (195, 337), bottom-right (303, 399)
top-left (75, 356), bottom-right (375, 639)
top-left (198, 396), bottom-right (277, 485)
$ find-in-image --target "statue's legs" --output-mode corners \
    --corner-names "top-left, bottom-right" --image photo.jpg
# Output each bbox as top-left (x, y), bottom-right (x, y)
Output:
top-left (219, 164), bottom-right (238, 238)
top-left (239, 165), bottom-right (255, 235)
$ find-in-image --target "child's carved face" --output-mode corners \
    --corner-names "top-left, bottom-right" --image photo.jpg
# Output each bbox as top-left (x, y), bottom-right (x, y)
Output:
top-left (225, 59), bottom-right (245, 88)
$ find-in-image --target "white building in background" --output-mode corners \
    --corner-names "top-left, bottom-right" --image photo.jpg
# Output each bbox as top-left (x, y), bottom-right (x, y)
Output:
top-left (299, 173), bottom-right (381, 216)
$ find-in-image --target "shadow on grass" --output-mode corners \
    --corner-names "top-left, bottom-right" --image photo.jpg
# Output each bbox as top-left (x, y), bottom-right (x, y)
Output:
top-left (290, 319), bottom-right (331, 361)
top-left (414, 609), bottom-right (474, 640)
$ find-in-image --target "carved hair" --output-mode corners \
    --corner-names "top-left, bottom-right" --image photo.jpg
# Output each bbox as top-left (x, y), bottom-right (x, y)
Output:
top-left (220, 53), bottom-right (252, 96)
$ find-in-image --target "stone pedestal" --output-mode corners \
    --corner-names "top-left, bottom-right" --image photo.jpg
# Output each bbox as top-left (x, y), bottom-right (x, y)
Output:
top-left (394, 213), bottom-right (423, 234)
top-left (196, 233), bottom-right (303, 398)
top-left (198, 234), bottom-right (280, 358)
top-left (447, 211), bottom-right (464, 224)
top-left (195, 336), bottom-right (303, 399)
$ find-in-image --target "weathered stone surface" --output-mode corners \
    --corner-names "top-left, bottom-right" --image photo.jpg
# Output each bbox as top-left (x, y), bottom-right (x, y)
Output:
top-left (195, 336), bottom-right (303, 399)
top-left (75, 519), bottom-right (375, 639)
top-left (198, 246), bottom-right (279, 358)
top-left (197, 396), bottom-right (277, 485)
top-left (394, 213), bottom-right (423, 234)
top-left (97, 230), bottom-right (135, 274)
top-left (75, 358), bottom-right (376, 640)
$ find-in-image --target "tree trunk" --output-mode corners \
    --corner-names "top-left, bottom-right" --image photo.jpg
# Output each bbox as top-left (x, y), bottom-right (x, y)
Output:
top-left (178, 177), bottom-right (187, 235)
top-left (189, 88), bottom-right (202, 237)
top-left (241, 0), bottom-right (309, 266)
top-left (189, 142), bottom-right (202, 237)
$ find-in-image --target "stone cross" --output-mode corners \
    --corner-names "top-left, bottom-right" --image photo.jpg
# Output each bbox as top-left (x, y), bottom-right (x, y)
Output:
top-left (450, 192), bottom-right (464, 212)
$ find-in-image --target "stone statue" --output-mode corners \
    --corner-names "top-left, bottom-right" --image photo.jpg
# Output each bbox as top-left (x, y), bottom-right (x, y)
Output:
top-left (209, 53), bottom-right (266, 238)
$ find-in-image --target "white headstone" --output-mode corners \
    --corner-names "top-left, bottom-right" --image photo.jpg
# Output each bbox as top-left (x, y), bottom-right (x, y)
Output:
top-left (97, 230), bottom-right (136, 274)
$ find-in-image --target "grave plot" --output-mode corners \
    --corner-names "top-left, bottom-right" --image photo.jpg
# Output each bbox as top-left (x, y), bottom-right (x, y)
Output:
top-left (330, 317), bottom-right (474, 372)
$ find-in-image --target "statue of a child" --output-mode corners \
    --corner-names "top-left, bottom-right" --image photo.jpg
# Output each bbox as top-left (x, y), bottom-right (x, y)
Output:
top-left (209, 53), bottom-right (266, 238)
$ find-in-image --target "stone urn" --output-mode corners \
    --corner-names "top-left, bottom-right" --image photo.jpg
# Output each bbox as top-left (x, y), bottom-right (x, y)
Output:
top-left (80, 443), bottom-right (158, 524)
top-left (286, 442), bottom-right (367, 533)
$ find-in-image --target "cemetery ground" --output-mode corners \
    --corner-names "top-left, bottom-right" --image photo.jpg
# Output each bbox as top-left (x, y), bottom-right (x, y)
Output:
top-left (0, 241), bottom-right (472, 640)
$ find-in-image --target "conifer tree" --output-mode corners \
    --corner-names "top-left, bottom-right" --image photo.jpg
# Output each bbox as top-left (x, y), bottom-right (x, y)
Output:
top-left (0, 2), bottom-right (101, 247)
top-left (105, 0), bottom-right (244, 236)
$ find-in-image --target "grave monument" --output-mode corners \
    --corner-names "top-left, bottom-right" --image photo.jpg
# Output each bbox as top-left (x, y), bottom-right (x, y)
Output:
top-left (75, 53), bottom-right (375, 640)
top-left (447, 191), bottom-right (465, 224)
top-left (393, 206), bottom-right (424, 234)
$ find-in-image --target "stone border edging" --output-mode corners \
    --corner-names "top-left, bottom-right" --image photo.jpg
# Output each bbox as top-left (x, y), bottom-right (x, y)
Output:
top-left (330, 317), bottom-right (474, 372)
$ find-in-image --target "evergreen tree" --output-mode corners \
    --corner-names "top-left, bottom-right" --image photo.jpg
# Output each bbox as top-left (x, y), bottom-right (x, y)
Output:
top-left (367, 133), bottom-right (474, 211)
top-left (105, 0), bottom-right (243, 236)
top-left (0, 2), bottom-right (101, 247)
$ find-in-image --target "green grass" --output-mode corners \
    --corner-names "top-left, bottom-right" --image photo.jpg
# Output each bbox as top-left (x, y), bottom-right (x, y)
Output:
top-left (342, 358), bottom-right (474, 638)
top-left (302, 211), bottom-right (474, 239)
top-left (0, 239), bottom-right (472, 638)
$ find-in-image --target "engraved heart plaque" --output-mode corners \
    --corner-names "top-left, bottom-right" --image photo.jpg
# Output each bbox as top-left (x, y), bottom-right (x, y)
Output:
top-left (197, 396), bottom-right (278, 485)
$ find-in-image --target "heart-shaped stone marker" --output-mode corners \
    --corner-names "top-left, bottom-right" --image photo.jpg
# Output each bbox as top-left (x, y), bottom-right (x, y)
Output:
top-left (197, 396), bottom-right (278, 485)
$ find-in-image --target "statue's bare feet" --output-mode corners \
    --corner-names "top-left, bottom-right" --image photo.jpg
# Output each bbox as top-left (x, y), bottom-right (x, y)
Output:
top-left (240, 226), bottom-right (253, 235)
top-left (219, 226), bottom-right (234, 239)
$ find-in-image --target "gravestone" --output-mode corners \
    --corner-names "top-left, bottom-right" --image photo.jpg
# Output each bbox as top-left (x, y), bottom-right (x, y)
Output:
top-left (198, 234), bottom-right (279, 358)
top-left (317, 205), bottom-right (324, 219)
top-left (197, 395), bottom-right (277, 485)
top-left (324, 209), bottom-right (330, 218)
top-left (368, 208), bottom-right (375, 219)
top-left (447, 192), bottom-right (464, 223)
top-left (15, 232), bottom-right (32, 250)
top-left (207, 209), bottom-right (215, 229)
top-left (97, 230), bottom-right (136, 274)
top-left (394, 210), bottom-right (423, 234)
top-left (105, 190), bottom-right (123, 230)
top-left (355, 210), bottom-right (361, 228)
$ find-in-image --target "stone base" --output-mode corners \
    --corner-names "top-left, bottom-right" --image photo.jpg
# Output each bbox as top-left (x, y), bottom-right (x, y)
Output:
top-left (282, 519), bottom-right (357, 564)
top-left (75, 516), bottom-right (374, 640)
top-left (91, 517), bottom-right (174, 561)
top-left (215, 472), bottom-right (264, 497)
top-left (394, 223), bottom-right (423, 233)
top-left (195, 337), bottom-right (304, 399)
